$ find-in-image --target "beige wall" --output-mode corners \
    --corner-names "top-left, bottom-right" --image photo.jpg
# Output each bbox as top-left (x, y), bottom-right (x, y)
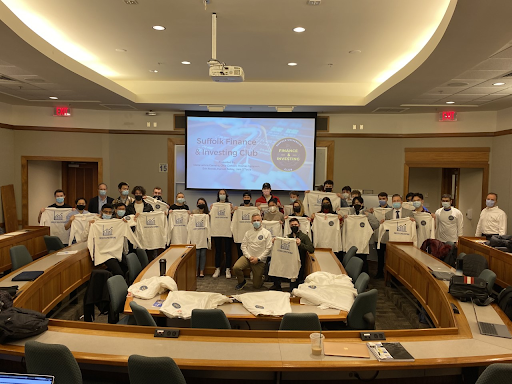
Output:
top-left (27, 161), bottom-right (62, 226)
top-left (408, 168), bottom-right (442, 211)
top-left (0, 128), bottom-right (15, 222)
top-left (459, 168), bottom-right (484, 237)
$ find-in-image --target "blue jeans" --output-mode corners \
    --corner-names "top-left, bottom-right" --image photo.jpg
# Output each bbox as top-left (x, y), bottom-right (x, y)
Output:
top-left (196, 248), bottom-right (207, 271)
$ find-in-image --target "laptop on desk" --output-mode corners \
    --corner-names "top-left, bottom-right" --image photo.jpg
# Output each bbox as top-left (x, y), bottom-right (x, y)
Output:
top-left (472, 301), bottom-right (512, 339)
top-left (0, 372), bottom-right (54, 383)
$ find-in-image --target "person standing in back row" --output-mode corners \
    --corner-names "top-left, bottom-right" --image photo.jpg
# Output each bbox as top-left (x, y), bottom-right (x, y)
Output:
top-left (435, 194), bottom-right (463, 243)
top-left (211, 189), bottom-right (234, 279)
top-left (38, 189), bottom-right (72, 223)
top-left (88, 183), bottom-right (114, 214)
top-left (112, 182), bottom-right (135, 207)
top-left (475, 193), bottom-right (507, 238)
top-left (255, 183), bottom-right (283, 211)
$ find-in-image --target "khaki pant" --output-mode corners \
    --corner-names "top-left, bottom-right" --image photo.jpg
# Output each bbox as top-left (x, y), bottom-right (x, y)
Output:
top-left (233, 256), bottom-right (265, 288)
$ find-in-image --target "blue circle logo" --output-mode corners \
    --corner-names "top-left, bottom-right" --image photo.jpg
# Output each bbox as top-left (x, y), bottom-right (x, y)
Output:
top-left (140, 285), bottom-right (148, 291)
top-left (258, 235), bottom-right (263, 240)
top-left (172, 303), bottom-right (181, 309)
top-left (255, 305), bottom-right (264, 309)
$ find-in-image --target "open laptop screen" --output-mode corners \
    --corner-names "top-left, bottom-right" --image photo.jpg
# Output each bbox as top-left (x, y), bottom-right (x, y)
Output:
top-left (0, 373), bottom-right (54, 383)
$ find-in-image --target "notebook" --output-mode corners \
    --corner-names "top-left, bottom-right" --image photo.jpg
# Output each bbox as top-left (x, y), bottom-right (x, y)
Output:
top-left (323, 342), bottom-right (370, 358)
top-left (0, 372), bottom-right (54, 383)
top-left (367, 342), bottom-right (414, 362)
top-left (472, 300), bottom-right (512, 339)
top-left (12, 271), bottom-right (44, 281)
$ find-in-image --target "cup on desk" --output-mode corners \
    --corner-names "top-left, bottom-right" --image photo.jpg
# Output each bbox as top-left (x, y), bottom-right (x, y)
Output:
top-left (310, 333), bottom-right (324, 356)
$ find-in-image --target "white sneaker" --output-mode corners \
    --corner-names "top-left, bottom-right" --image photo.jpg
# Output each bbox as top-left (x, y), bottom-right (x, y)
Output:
top-left (226, 269), bottom-right (231, 279)
top-left (212, 268), bottom-right (220, 278)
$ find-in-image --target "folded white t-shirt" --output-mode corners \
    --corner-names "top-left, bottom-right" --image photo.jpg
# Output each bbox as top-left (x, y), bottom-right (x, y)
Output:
top-left (232, 291), bottom-right (292, 317)
top-left (160, 291), bottom-right (231, 319)
top-left (128, 276), bottom-right (178, 300)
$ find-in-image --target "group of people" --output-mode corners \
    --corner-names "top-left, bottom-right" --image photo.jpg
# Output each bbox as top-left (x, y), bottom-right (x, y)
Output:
top-left (37, 179), bottom-right (508, 291)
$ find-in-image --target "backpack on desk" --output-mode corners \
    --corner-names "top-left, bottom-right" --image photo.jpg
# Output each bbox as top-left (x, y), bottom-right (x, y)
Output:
top-left (498, 286), bottom-right (512, 320)
top-left (448, 276), bottom-right (491, 305)
top-left (0, 307), bottom-right (48, 343)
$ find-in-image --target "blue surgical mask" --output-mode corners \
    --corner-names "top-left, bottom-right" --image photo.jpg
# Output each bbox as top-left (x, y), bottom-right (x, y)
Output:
top-left (392, 202), bottom-right (401, 209)
top-left (102, 214), bottom-right (112, 220)
top-left (177, 198), bottom-right (185, 204)
top-left (290, 197), bottom-right (296, 203)
top-left (219, 194), bottom-right (226, 201)
top-left (117, 210), bottom-right (125, 217)
top-left (99, 190), bottom-right (107, 196)
top-left (252, 221), bottom-right (261, 229)
top-left (442, 202), bottom-right (451, 209)
top-left (56, 197), bottom-right (65, 204)
top-left (486, 199), bottom-right (495, 208)
top-left (412, 201), bottom-right (422, 209)
top-left (379, 200), bottom-right (387, 206)
top-left (121, 190), bottom-right (129, 196)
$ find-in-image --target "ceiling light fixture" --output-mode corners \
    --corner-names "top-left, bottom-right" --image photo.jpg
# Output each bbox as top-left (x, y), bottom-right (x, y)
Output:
top-left (445, 101), bottom-right (455, 104)
top-left (152, 25), bottom-right (166, 31)
top-left (349, 50), bottom-right (361, 54)
top-left (115, 48), bottom-right (127, 52)
top-left (493, 82), bottom-right (505, 86)
top-left (293, 27), bottom-right (306, 33)
top-left (49, 96), bottom-right (58, 100)
top-left (288, 62), bottom-right (298, 66)
top-left (149, 69), bottom-right (158, 73)
top-left (181, 61), bottom-right (191, 65)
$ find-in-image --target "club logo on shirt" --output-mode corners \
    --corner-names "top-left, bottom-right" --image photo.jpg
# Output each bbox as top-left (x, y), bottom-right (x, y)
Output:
top-left (146, 217), bottom-right (156, 225)
top-left (360, 222), bottom-right (365, 228)
top-left (258, 235), bottom-right (264, 240)
top-left (255, 305), bottom-right (264, 309)
top-left (316, 196), bottom-right (323, 204)
top-left (172, 303), bottom-right (181, 309)
top-left (53, 212), bottom-right (64, 220)
top-left (195, 219), bottom-right (205, 228)
top-left (102, 226), bottom-right (113, 236)
top-left (308, 285), bottom-right (317, 289)
top-left (140, 285), bottom-right (148, 291)
top-left (271, 137), bottom-right (306, 172)
top-left (280, 241), bottom-right (291, 251)
top-left (449, 215), bottom-right (454, 221)
top-left (218, 208), bottom-right (226, 216)
top-left (396, 223), bottom-right (407, 232)
top-left (125, 216), bottom-right (131, 221)
top-left (328, 221), bottom-right (334, 226)
top-left (175, 217), bottom-right (184, 225)
top-left (155, 204), bottom-right (161, 209)
top-left (421, 220), bottom-right (427, 226)
top-left (242, 212), bottom-right (251, 220)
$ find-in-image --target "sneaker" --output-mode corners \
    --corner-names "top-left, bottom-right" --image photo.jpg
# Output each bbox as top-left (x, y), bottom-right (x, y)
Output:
top-left (212, 268), bottom-right (221, 278)
top-left (226, 269), bottom-right (231, 279)
top-left (235, 280), bottom-right (247, 290)
top-left (269, 284), bottom-right (282, 291)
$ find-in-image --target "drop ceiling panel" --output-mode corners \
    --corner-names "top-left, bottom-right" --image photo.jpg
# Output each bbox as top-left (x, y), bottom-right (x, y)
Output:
top-left (454, 70), bottom-right (507, 79)
top-left (472, 58), bottom-right (512, 71)
top-left (457, 87), bottom-right (502, 95)
top-left (492, 46), bottom-right (512, 59)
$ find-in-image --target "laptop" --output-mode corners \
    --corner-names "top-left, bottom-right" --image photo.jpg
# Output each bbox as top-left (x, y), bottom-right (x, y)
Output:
top-left (0, 372), bottom-right (54, 383)
top-left (323, 342), bottom-right (370, 358)
top-left (472, 300), bottom-right (512, 339)
top-left (12, 271), bottom-right (44, 282)
top-left (428, 266), bottom-right (454, 281)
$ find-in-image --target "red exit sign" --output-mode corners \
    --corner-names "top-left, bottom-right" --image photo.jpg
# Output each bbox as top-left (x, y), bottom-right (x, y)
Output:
top-left (439, 111), bottom-right (457, 121)
top-left (53, 106), bottom-right (71, 117)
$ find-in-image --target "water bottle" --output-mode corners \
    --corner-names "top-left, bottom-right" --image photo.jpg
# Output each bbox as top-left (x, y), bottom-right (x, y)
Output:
top-left (159, 259), bottom-right (167, 276)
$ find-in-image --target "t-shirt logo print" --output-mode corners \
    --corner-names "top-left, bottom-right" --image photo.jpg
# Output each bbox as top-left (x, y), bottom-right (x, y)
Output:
top-left (172, 303), bottom-right (181, 309)
top-left (280, 241), bottom-right (290, 250)
top-left (449, 215), bottom-right (454, 221)
top-left (420, 220), bottom-right (426, 226)
top-left (155, 204), bottom-right (161, 209)
top-left (360, 222), bottom-right (365, 228)
top-left (53, 211), bottom-right (64, 220)
top-left (308, 285), bottom-right (317, 289)
top-left (258, 235), bottom-right (264, 240)
top-left (218, 208), bottom-right (226, 216)
top-left (140, 285), bottom-right (148, 291)
top-left (175, 217), bottom-right (184, 225)
top-left (102, 226), bottom-right (113, 236)
top-left (316, 196), bottom-right (323, 204)
top-left (396, 223), bottom-right (407, 232)
top-left (255, 305), bottom-right (264, 309)
top-left (146, 217), bottom-right (156, 225)
top-left (328, 221), bottom-right (334, 226)
top-left (196, 219), bottom-right (205, 228)
top-left (242, 212), bottom-right (250, 220)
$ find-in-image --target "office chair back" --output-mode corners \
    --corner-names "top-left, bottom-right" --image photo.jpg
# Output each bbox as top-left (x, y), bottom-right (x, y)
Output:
top-left (279, 313), bottom-right (321, 331)
top-left (107, 275), bottom-right (128, 324)
top-left (190, 309), bottom-right (231, 329)
top-left (475, 363), bottom-right (512, 384)
top-left (354, 272), bottom-right (370, 294)
top-left (135, 248), bottom-right (149, 269)
top-left (461, 253), bottom-right (488, 277)
top-left (9, 245), bottom-right (33, 271)
top-left (25, 341), bottom-right (82, 384)
top-left (342, 246), bottom-right (358, 267)
top-left (130, 301), bottom-right (157, 326)
top-left (479, 269), bottom-right (497, 295)
top-left (128, 354), bottom-right (186, 384)
top-left (347, 289), bottom-right (378, 330)
top-left (126, 252), bottom-right (142, 285)
top-left (43, 235), bottom-right (65, 253)
top-left (345, 257), bottom-right (363, 281)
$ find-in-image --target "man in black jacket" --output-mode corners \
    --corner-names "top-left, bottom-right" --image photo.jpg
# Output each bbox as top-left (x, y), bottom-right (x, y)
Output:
top-left (88, 183), bottom-right (114, 214)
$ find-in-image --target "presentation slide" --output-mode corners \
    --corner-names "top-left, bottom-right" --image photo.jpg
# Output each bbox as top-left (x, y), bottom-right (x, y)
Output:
top-left (186, 115), bottom-right (316, 190)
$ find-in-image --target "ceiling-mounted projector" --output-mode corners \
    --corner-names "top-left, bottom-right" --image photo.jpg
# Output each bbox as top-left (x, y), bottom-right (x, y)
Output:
top-left (208, 13), bottom-right (244, 82)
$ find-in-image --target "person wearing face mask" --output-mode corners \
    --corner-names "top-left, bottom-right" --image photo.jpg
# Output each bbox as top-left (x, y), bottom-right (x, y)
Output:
top-left (255, 182), bottom-right (283, 211)
top-left (340, 185), bottom-right (352, 207)
top-left (289, 200), bottom-right (307, 217)
top-left (411, 193), bottom-right (431, 214)
top-left (152, 187), bottom-right (167, 204)
top-left (350, 190), bottom-right (362, 206)
top-left (114, 203), bottom-right (127, 219)
top-left (211, 190), bottom-right (234, 279)
top-left (377, 192), bottom-right (391, 208)
top-left (305, 181), bottom-right (349, 208)
top-left (88, 183), bottom-right (114, 214)
top-left (269, 217), bottom-right (314, 291)
top-left (126, 186), bottom-right (154, 216)
top-left (192, 198), bottom-right (210, 278)
top-left (263, 198), bottom-right (285, 223)
top-left (435, 194), bottom-right (463, 243)
top-left (475, 192), bottom-right (507, 238)
top-left (240, 191), bottom-right (253, 206)
top-left (169, 192), bottom-right (189, 211)
top-left (233, 213), bottom-right (272, 290)
top-left (64, 197), bottom-right (90, 230)
top-left (113, 182), bottom-right (135, 207)
top-left (38, 189), bottom-right (72, 223)
top-left (289, 191), bottom-right (300, 204)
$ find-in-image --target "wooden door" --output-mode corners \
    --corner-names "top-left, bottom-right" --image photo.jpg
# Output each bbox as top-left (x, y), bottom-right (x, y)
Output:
top-left (62, 162), bottom-right (98, 206)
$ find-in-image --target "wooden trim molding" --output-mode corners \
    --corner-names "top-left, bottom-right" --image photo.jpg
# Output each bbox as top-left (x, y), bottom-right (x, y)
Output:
top-left (316, 140), bottom-right (335, 181)
top-left (167, 138), bottom-right (185, 204)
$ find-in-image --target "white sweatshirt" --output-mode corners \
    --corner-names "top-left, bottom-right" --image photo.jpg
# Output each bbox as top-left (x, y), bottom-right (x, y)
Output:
top-left (231, 207), bottom-right (260, 243)
top-left (187, 213), bottom-right (211, 249)
top-left (168, 210), bottom-right (190, 245)
top-left (232, 291), bottom-right (292, 317)
top-left (160, 291), bottom-right (231, 319)
top-left (372, 208), bottom-right (392, 222)
top-left (144, 196), bottom-right (170, 213)
top-left (128, 276), bottom-right (178, 300)
top-left (414, 212), bottom-right (435, 248)
top-left (377, 218), bottom-right (418, 249)
top-left (311, 213), bottom-right (342, 252)
top-left (475, 206), bottom-right (507, 236)
top-left (40, 208), bottom-right (73, 244)
top-left (209, 203), bottom-right (233, 237)
top-left (342, 215), bottom-right (374, 254)
top-left (262, 220), bottom-right (283, 238)
top-left (268, 237), bottom-right (301, 279)
top-left (303, 191), bottom-right (341, 217)
top-left (435, 207), bottom-right (463, 243)
top-left (135, 211), bottom-right (168, 250)
top-left (241, 226), bottom-right (273, 262)
top-left (69, 213), bottom-right (98, 243)
top-left (283, 216), bottom-right (311, 240)
top-left (87, 219), bottom-right (141, 266)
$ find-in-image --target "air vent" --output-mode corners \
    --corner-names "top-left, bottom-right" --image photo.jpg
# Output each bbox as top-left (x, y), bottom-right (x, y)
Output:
top-left (100, 104), bottom-right (137, 110)
top-left (0, 74), bottom-right (17, 82)
top-left (24, 77), bottom-right (46, 83)
top-left (371, 107), bottom-right (409, 114)
top-left (124, 0), bottom-right (138, 4)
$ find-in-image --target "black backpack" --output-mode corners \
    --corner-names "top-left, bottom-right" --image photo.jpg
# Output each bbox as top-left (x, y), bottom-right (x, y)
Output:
top-left (0, 307), bottom-right (48, 343)
top-left (497, 286), bottom-right (512, 320)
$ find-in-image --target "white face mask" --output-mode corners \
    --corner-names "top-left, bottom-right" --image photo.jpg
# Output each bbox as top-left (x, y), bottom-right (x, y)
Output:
top-left (269, 206), bottom-right (277, 213)
top-left (342, 193), bottom-right (349, 199)
top-left (441, 201), bottom-right (451, 209)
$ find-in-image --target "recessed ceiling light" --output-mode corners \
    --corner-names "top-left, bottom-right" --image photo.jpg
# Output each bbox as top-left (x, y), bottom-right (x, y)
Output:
top-left (181, 61), bottom-right (191, 65)
top-left (493, 82), bottom-right (506, 86)
top-left (115, 48), bottom-right (127, 52)
top-left (152, 25), bottom-right (166, 31)
top-left (288, 62), bottom-right (298, 66)
top-left (149, 70), bottom-right (158, 73)
top-left (349, 50), bottom-right (361, 54)
top-left (49, 96), bottom-right (58, 100)
top-left (293, 27), bottom-right (306, 33)
top-left (446, 101), bottom-right (455, 104)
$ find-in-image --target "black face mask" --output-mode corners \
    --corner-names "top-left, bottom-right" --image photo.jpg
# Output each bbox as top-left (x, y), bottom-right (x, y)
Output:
top-left (322, 203), bottom-right (331, 210)
top-left (324, 188), bottom-right (332, 193)
top-left (153, 195), bottom-right (162, 201)
top-left (291, 226), bottom-right (299, 234)
top-left (243, 200), bottom-right (251, 205)
top-left (293, 206), bottom-right (301, 213)
top-left (135, 195), bottom-right (143, 201)
top-left (197, 204), bottom-right (206, 210)
top-left (76, 204), bottom-right (86, 211)
top-left (353, 204), bottom-right (362, 212)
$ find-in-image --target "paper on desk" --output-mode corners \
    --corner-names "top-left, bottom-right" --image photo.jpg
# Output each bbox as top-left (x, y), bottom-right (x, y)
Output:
top-left (56, 250), bottom-right (78, 255)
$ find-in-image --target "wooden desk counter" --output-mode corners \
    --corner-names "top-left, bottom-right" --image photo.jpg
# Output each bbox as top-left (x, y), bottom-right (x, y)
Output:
top-left (0, 226), bottom-right (49, 272)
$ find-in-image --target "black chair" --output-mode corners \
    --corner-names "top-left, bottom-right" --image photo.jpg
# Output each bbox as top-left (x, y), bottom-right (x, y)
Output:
top-left (279, 313), bottom-right (321, 331)
top-left (135, 248), bottom-right (149, 269)
top-left (475, 363), bottom-right (512, 383)
top-left (106, 275), bottom-right (134, 324)
top-left (25, 341), bottom-right (82, 384)
top-left (130, 301), bottom-right (157, 326)
top-left (43, 235), bottom-right (66, 253)
top-left (128, 354), bottom-right (186, 384)
top-left (345, 257), bottom-right (363, 281)
top-left (342, 246), bottom-right (358, 267)
top-left (479, 269), bottom-right (497, 295)
top-left (190, 309), bottom-right (231, 329)
top-left (354, 272), bottom-right (370, 294)
top-left (460, 253), bottom-right (488, 277)
top-left (9, 245), bottom-right (33, 271)
top-left (346, 289), bottom-right (378, 330)
top-left (126, 252), bottom-right (142, 285)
